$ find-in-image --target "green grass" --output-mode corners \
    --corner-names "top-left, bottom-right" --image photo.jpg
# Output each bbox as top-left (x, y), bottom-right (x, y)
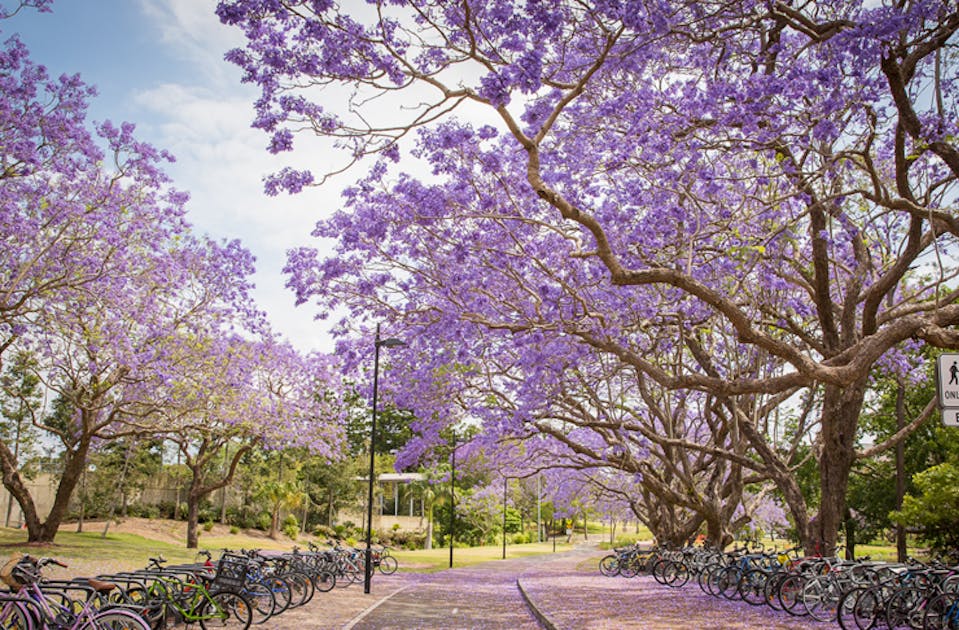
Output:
top-left (0, 525), bottom-right (578, 576)
top-left (393, 540), bottom-right (578, 572)
top-left (0, 527), bottom-right (206, 566)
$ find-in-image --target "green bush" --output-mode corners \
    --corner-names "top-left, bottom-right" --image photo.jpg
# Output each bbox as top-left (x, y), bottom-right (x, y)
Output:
top-left (891, 463), bottom-right (959, 557)
top-left (126, 503), bottom-right (160, 519)
top-left (254, 512), bottom-right (272, 531)
top-left (203, 520), bottom-right (215, 533)
top-left (390, 530), bottom-right (426, 549)
top-left (155, 501), bottom-right (177, 519)
top-left (282, 514), bottom-right (299, 540)
top-left (226, 505), bottom-right (260, 530)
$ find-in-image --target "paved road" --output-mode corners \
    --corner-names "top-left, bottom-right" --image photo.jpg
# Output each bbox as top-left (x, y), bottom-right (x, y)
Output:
top-left (257, 546), bottom-right (828, 629)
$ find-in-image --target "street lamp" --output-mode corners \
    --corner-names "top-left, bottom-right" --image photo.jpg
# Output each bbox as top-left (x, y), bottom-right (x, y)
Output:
top-left (364, 324), bottom-right (405, 595)
top-left (449, 430), bottom-right (456, 568)
top-left (502, 476), bottom-right (510, 559)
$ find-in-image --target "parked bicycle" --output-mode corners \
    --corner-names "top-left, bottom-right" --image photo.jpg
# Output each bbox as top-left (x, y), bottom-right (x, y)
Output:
top-left (0, 554), bottom-right (151, 630)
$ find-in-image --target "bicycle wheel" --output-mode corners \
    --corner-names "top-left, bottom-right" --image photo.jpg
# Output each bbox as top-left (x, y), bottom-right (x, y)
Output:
top-left (662, 561), bottom-right (689, 587)
top-left (698, 564), bottom-right (722, 596)
top-left (838, 586), bottom-right (868, 630)
top-left (598, 555), bottom-right (619, 577)
top-left (618, 556), bottom-right (640, 579)
top-left (0, 600), bottom-right (33, 630)
top-left (311, 570), bottom-right (335, 594)
top-left (262, 577), bottom-right (291, 615)
top-left (884, 586), bottom-right (924, 630)
top-left (803, 576), bottom-right (840, 622)
top-left (287, 572), bottom-right (315, 606)
top-left (923, 592), bottom-right (959, 630)
top-left (778, 574), bottom-right (807, 615)
top-left (852, 584), bottom-right (884, 630)
top-left (239, 582), bottom-right (275, 625)
top-left (738, 569), bottom-right (769, 606)
top-left (198, 591), bottom-right (252, 630)
top-left (377, 555), bottom-right (398, 575)
top-left (346, 565), bottom-right (365, 586)
top-left (718, 566), bottom-right (744, 600)
top-left (764, 572), bottom-right (787, 610)
top-left (88, 608), bottom-right (152, 630)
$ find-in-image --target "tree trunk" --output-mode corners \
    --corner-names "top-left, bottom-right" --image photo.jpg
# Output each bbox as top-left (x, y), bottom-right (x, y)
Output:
top-left (739, 419), bottom-right (811, 550)
top-left (844, 509), bottom-right (856, 560)
top-left (186, 477), bottom-right (202, 549)
top-left (895, 381), bottom-right (907, 563)
top-left (38, 435), bottom-right (92, 543)
top-left (269, 505), bottom-right (279, 539)
top-left (424, 503), bottom-right (433, 550)
top-left (811, 380), bottom-right (867, 556)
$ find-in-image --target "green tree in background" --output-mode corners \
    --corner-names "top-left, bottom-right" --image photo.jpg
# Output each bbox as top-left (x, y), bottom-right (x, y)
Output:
top-left (848, 352), bottom-right (958, 559)
top-left (891, 462), bottom-right (959, 558)
top-left (0, 351), bottom-right (42, 527)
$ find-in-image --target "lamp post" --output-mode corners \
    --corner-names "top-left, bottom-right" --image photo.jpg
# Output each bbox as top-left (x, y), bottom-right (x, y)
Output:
top-left (449, 429), bottom-right (455, 568)
top-left (364, 324), bottom-right (404, 595)
top-left (502, 476), bottom-right (509, 560)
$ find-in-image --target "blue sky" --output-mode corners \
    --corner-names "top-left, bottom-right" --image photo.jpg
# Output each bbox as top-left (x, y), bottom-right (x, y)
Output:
top-left (5, 0), bottom-right (340, 352)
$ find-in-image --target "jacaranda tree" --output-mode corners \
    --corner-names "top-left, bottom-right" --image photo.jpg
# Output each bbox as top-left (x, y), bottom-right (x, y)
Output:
top-left (220, 0), bottom-right (959, 554)
top-left (0, 4), bottom-right (343, 543)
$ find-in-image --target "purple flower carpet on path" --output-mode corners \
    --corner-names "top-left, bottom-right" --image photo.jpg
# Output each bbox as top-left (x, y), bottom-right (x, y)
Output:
top-left (256, 547), bottom-right (831, 629)
top-left (520, 573), bottom-right (829, 629)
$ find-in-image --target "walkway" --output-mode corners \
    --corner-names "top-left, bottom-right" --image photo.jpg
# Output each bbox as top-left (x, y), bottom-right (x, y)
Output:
top-left (260, 546), bottom-right (827, 629)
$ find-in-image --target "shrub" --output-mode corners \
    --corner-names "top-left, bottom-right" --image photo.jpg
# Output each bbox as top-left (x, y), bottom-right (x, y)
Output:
top-left (891, 463), bottom-right (959, 557)
top-left (226, 505), bottom-right (260, 530)
top-left (388, 530), bottom-right (426, 550)
top-left (313, 524), bottom-right (336, 539)
top-left (203, 520), bottom-right (214, 533)
top-left (229, 526), bottom-right (239, 535)
top-left (282, 514), bottom-right (299, 540)
top-left (155, 501), bottom-right (177, 519)
top-left (125, 503), bottom-right (160, 519)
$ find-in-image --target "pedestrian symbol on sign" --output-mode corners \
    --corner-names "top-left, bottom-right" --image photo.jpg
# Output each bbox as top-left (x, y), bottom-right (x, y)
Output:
top-left (936, 354), bottom-right (959, 418)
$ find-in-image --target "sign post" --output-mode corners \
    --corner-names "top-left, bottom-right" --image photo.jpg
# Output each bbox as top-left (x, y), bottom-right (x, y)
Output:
top-left (934, 353), bottom-right (959, 426)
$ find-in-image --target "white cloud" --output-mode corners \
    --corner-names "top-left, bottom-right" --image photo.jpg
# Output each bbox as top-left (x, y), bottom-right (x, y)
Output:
top-left (129, 1), bottom-right (345, 352)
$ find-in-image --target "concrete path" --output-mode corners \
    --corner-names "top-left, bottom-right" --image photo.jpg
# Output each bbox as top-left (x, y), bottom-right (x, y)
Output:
top-left (256, 545), bottom-right (828, 629)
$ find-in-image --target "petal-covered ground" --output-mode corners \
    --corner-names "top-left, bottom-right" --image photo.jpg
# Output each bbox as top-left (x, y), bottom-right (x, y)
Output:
top-left (60, 543), bottom-right (830, 628)
top-left (323, 546), bottom-right (827, 629)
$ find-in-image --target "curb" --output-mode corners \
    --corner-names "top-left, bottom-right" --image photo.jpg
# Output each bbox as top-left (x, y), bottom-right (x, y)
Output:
top-left (516, 578), bottom-right (560, 630)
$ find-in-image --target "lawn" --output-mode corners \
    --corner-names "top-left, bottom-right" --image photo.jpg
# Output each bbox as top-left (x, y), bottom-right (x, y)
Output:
top-left (0, 521), bottom-right (577, 579)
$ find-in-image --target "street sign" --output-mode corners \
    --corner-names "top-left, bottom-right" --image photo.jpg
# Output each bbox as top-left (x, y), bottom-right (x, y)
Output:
top-left (942, 408), bottom-right (959, 427)
top-left (936, 354), bottom-right (959, 427)
top-left (936, 353), bottom-right (959, 408)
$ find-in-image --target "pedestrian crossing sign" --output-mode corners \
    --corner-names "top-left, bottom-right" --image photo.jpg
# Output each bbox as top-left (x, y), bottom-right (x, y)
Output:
top-left (936, 353), bottom-right (959, 413)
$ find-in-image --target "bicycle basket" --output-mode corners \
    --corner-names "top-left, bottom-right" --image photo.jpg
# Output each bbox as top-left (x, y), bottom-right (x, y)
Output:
top-left (213, 554), bottom-right (249, 590)
top-left (0, 555), bottom-right (35, 590)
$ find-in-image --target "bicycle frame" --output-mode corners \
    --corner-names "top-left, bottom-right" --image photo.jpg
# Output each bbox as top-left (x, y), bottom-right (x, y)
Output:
top-left (141, 572), bottom-right (231, 625)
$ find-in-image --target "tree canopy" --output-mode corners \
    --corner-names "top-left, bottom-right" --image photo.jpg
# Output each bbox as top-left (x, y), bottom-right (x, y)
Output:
top-left (219, 0), bottom-right (959, 553)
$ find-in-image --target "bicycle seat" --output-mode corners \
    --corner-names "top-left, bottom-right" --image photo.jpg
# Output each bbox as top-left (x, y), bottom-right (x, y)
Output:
top-left (87, 577), bottom-right (117, 592)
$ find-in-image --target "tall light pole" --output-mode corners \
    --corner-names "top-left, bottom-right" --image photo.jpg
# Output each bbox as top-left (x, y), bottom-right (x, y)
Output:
top-left (502, 476), bottom-right (509, 559)
top-left (449, 429), bottom-right (455, 568)
top-left (364, 324), bottom-right (405, 595)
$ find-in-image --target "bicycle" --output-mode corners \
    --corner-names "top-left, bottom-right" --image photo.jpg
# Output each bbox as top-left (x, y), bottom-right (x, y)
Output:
top-left (0, 555), bottom-right (151, 630)
top-left (371, 545), bottom-right (398, 576)
top-left (129, 555), bottom-right (253, 629)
